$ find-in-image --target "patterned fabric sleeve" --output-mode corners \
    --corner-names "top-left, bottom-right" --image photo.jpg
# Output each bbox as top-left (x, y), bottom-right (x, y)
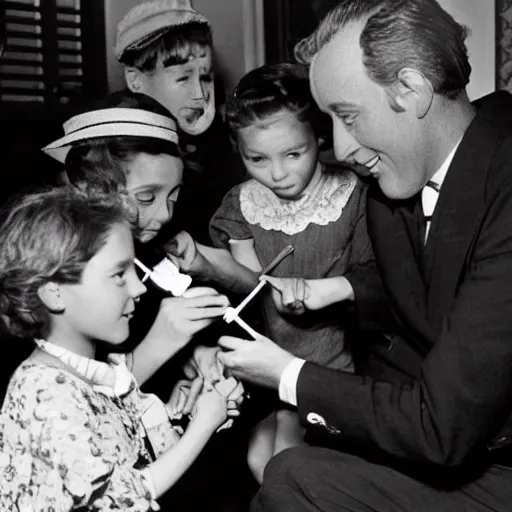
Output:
top-left (209, 183), bottom-right (254, 248)
top-left (0, 365), bottom-right (159, 511)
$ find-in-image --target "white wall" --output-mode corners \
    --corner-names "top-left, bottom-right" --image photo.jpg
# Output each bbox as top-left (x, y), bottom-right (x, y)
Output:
top-left (104, 0), bottom-right (494, 99)
top-left (438, 0), bottom-right (495, 100)
top-left (104, 0), bottom-right (264, 93)
top-left (104, 0), bottom-right (142, 92)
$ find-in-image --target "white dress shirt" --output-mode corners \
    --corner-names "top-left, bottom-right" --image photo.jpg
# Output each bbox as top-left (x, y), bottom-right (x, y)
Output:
top-left (421, 140), bottom-right (460, 241)
top-left (278, 141), bottom-right (462, 406)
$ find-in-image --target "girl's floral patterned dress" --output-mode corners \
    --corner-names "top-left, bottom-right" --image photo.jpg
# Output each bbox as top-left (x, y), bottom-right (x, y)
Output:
top-left (0, 346), bottom-right (182, 512)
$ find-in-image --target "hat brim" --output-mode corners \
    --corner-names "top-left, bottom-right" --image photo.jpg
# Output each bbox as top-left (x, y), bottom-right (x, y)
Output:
top-left (115, 11), bottom-right (210, 59)
top-left (42, 123), bottom-right (179, 163)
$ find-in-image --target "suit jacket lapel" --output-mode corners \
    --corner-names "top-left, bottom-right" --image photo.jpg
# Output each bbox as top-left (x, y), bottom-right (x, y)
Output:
top-left (423, 110), bottom-right (502, 333)
top-left (367, 187), bottom-right (434, 354)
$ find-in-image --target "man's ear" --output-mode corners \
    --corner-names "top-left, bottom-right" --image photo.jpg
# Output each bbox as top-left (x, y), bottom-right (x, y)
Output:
top-left (390, 67), bottom-right (434, 119)
top-left (37, 282), bottom-right (65, 313)
top-left (125, 67), bottom-right (146, 93)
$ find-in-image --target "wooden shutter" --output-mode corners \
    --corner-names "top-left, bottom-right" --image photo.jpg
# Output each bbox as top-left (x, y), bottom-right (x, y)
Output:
top-left (0, 0), bottom-right (106, 106)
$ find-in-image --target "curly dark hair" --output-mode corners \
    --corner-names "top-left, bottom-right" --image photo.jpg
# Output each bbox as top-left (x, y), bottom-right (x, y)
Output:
top-left (0, 188), bottom-right (132, 339)
top-left (225, 62), bottom-right (330, 141)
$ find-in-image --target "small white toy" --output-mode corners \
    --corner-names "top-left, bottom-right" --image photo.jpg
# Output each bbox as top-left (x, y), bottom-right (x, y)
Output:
top-left (222, 244), bottom-right (295, 339)
top-left (134, 257), bottom-right (192, 296)
top-left (223, 306), bottom-right (261, 339)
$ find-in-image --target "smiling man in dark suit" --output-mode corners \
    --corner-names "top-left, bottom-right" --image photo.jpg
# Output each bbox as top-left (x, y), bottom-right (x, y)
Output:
top-left (217, 0), bottom-right (512, 510)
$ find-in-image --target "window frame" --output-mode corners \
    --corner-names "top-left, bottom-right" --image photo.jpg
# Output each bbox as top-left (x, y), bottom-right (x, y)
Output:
top-left (0, 0), bottom-right (107, 110)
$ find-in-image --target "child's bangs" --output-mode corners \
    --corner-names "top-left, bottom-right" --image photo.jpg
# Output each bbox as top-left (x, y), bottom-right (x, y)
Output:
top-left (128, 22), bottom-right (212, 71)
top-left (159, 24), bottom-right (212, 67)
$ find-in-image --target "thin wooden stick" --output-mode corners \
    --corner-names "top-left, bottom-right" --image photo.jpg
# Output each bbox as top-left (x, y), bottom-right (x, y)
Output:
top-left (228, 244), bottom-right (295, 319)
top-left (259, 244), bottom-right (294, 275)
top-left (233, 280), bottom-right (266, 316)
top-left (134, 258), bottom-right (152, 282)
top-left (231, 314), bottom-right (260, 340)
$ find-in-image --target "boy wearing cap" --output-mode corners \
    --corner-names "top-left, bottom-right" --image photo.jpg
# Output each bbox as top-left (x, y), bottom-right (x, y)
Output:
top-left (115, 0), bottom-right (245, 244)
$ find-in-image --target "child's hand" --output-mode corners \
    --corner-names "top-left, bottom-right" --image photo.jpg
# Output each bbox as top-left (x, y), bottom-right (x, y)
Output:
top-left (191, 384), bottom-right (229, 433)
top-left (167, 376), bottom-right (204, 417)
top-left (148, 287), bottom-right (229, 352)
top-left (164, 231), bottom-right (213, 280)
top-left (182, 345), bottom-right (223, 384)
top-left (260, 275), bottom-right (310, 315)
top-left (261, 275), bottom-right (354, 312)
top-left (215, 376), bottom-right (244, 416)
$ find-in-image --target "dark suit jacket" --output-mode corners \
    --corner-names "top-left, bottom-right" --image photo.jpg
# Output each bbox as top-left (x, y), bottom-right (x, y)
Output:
top-left (296, 91), bottom-right (512, 468)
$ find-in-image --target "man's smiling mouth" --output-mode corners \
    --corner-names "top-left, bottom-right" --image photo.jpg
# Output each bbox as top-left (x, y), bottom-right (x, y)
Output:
top-left (363, 155), bottom-right (380, 170)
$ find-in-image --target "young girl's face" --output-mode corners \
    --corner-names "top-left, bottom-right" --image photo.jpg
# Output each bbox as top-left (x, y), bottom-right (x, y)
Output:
top-left (125, 152), bottom-right (184, 243)
top-left (57, 222), bottom-right (146, 347)
top-left (237, 110), bottom-right (320, 200)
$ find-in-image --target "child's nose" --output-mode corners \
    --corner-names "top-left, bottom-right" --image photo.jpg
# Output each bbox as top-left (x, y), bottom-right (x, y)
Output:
top-left (192, 77), bottom-right (206, 100)
top-left (270, 161), bottom-right (287, 181)
top-left (130, 272), bottom-right (147, 299)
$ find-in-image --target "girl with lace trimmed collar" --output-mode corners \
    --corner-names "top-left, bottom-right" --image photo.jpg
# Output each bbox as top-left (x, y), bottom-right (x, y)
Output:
top-left (209, 63), bottom-right (375, 484)
top-left (210, 64), bottom-right (373, 482)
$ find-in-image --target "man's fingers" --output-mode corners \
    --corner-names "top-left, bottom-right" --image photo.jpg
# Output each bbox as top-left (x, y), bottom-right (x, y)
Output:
top-left (218, 335), bottom-right (252, 352)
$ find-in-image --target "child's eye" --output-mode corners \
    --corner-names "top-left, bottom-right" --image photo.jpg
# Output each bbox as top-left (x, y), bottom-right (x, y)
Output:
top-left (113, 270), bottom-right (126, 285)
top-left (287, 152), bottom-right (301, 159)
top-left (135, 192), bottom-right (155, 205)
top-left (176, 75), bottom-right (190, 83)
top-left (200, 73), bottom-right (213, 83)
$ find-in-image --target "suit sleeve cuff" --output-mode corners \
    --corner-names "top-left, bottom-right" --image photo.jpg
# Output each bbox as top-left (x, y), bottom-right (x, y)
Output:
top-left (278, 358), bottom-right (306, 406)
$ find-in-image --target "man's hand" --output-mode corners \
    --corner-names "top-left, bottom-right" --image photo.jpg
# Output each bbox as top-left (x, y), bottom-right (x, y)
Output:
top-left (217, 333), bottom-right (295, 389)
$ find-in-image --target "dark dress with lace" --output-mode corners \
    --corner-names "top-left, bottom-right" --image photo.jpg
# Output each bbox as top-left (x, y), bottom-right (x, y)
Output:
top-left (210, 165), bottom-right (374, 370)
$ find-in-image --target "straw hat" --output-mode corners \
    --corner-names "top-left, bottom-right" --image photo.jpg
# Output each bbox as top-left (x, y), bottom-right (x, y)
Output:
top-left (42, 107), bottom-right (179, 163)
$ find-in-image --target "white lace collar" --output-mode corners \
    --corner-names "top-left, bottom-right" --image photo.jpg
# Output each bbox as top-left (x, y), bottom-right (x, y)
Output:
top-left (239, 166), bottom-right (357, 235)
top-left (34, 339), bottom-right (135, 397)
